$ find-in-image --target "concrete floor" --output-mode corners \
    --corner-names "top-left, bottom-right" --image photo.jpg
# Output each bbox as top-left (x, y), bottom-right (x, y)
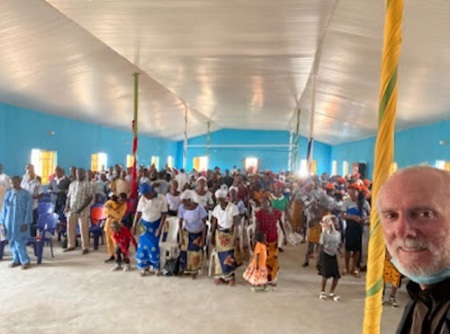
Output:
top-left (0, 242), bottom-right (407, 334)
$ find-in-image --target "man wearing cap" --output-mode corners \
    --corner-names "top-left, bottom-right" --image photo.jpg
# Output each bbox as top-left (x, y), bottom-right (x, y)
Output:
top-left (378, 166), bottom-right (450, 333)
top-left (132, 183), bottom-right (168, 276)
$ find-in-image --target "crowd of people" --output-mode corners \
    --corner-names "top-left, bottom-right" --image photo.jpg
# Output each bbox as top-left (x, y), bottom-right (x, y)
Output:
top-left (0, 162), bottom-right (381, 295)
top-left (1, 162), bottom-right (449, 332)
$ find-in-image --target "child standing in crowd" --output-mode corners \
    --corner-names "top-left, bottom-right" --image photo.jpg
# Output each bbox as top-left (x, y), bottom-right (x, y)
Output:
top-left (383, 250), bottom-right (401, 307)
top-left (243, 231), bottom-right (270, 292)
top-left (111, 221), bottom-right (137, 271)
top-left (103, 193), bottom-right (128, 263)
top-left (302, 215), bottom-right (322, 268)
top-left (318, 215), bottom-right (342, 301)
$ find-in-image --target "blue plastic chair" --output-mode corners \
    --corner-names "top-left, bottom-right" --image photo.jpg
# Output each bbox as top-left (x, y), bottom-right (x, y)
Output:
top-left (38, 202), bottom-right (55, 215)
top-left (27, 213), bottom-right (59, 263)
top-left (0, 239), bottom-right (7, 260)
top-left (39, 193), bottom-right (52, 203)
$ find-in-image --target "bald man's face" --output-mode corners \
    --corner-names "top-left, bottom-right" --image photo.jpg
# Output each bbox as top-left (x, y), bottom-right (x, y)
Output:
top-left (379, 170), bottom-right (450, 278)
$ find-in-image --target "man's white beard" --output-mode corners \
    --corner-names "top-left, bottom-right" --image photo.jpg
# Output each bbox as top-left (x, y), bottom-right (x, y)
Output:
top-left (387, 235), bottom-right (450, 277)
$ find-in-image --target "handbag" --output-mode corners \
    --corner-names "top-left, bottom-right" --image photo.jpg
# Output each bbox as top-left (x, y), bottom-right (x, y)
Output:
top-left (163, 256), bottom-right (180, 276)
top-left (286, 232), bottom-right (303, 246)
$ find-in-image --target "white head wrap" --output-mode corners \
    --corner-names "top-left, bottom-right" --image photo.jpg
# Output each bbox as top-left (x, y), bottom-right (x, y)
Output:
top-left (180, 190), bottom-right (194, 201)
top-left (197, 176), bottom-right (207, 182)
top-left (215, 184), bottom-right (229, 199)
top-left (229, 186), bottom-right (239, 193)
top-left (215, 188), bottom-right (228, 199)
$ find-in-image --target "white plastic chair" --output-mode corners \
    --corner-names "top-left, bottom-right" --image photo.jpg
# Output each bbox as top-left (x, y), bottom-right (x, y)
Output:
top-left (237, 217), bottom-right (245, 256)
top-left (159, 217), bottom-right (180, 270)
top-left (246, 223), bottom-right (255, 257)
top-left (198, 220), bottom-right (212, 275)
top-left (208, 247), bottom-right (218, 277)
top-left (204, 220), bottom-right (212, 256)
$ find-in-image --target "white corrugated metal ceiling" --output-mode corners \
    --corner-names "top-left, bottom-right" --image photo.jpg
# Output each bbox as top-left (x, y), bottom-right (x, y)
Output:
top-left (1, 0), bottom-right (450, 144)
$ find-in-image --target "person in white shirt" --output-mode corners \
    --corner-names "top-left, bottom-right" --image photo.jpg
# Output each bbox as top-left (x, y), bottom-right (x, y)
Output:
top-left (318, 215), bottom-right (342, 301)
top-left (0, 163), bottom-right (11, 212)
top-left (64, 168), bottom-right (95, 254)
top-left (21, 164), bottom-right (44, 236)
top-left (96, 173), bottom-right (109, 203)
top-left (132, 183), bottom-right (168, 277)
top-left (175, 168), bottom-right (190, 192)
top-left (193, 176), bottom-right (214, 210)
top-left (211, 186), bottom-right (240, 286)
top-left (0, 164), bottom-right (11, 189)
top-left (165, 180), bottom-right (181, 216)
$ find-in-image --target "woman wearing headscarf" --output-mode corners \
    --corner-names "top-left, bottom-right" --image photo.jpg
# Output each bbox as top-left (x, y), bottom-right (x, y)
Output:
top-left (193, 176), bottom-right (214, 210)
top-left (178, 190), bottom-right (208, 279)
top-left (255, 194), bottom-right (285, 285)
top-left (132, 183), bottom-right (168, 276)
top-left (211, 186), bottom-right (240, 286)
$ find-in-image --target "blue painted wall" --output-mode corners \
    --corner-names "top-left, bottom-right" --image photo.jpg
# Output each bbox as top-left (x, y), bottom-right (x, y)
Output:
top-left (180, 129), bottom-right (331, 174)
top-left (0, 103), bottom-right (178, 176)
top-left (331, 120), bottom-right (450, 178)
top-left (8, 103), bottom-right (447, 180)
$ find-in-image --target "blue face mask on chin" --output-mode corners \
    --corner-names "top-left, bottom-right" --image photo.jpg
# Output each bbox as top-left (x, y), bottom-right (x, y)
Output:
top-left (391, 258), bottom-right (450, 285)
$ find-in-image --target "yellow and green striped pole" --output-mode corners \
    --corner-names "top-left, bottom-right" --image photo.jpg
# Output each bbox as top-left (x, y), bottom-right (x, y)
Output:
top-left (363, 0), bottom-right (404, 333)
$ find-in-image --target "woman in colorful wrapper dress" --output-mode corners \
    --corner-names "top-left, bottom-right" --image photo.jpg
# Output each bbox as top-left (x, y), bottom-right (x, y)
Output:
top-left (211, 186), bottom-right (240, 286)
top-left (178, 190), bottom-right (208, 279)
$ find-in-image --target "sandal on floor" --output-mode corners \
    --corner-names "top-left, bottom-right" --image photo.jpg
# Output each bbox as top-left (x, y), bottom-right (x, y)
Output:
top-left (214, 278), bottom-right (222, 285)
top-left (140, 270), bottom-right (149, 277)
top-left (352, 270), bottom-right (360, 278)
top-left (342, 269), bottom-right (349, 276)
top-left (228, 278), bottom-right (236, 287)
top-left (329, 293), bottom-right (341, 302)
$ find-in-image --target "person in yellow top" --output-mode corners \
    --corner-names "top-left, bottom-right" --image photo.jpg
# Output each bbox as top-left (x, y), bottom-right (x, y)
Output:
top-left (383, 250), bottom-right (402, 308)
top-left (243, 231), bottom-right (270, 292)
top-left (104, 193), bottom-right (128, 263)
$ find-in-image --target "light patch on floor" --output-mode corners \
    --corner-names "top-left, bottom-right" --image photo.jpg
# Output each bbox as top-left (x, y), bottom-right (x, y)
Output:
top-left (0, 243), bottom-right (406, 334)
